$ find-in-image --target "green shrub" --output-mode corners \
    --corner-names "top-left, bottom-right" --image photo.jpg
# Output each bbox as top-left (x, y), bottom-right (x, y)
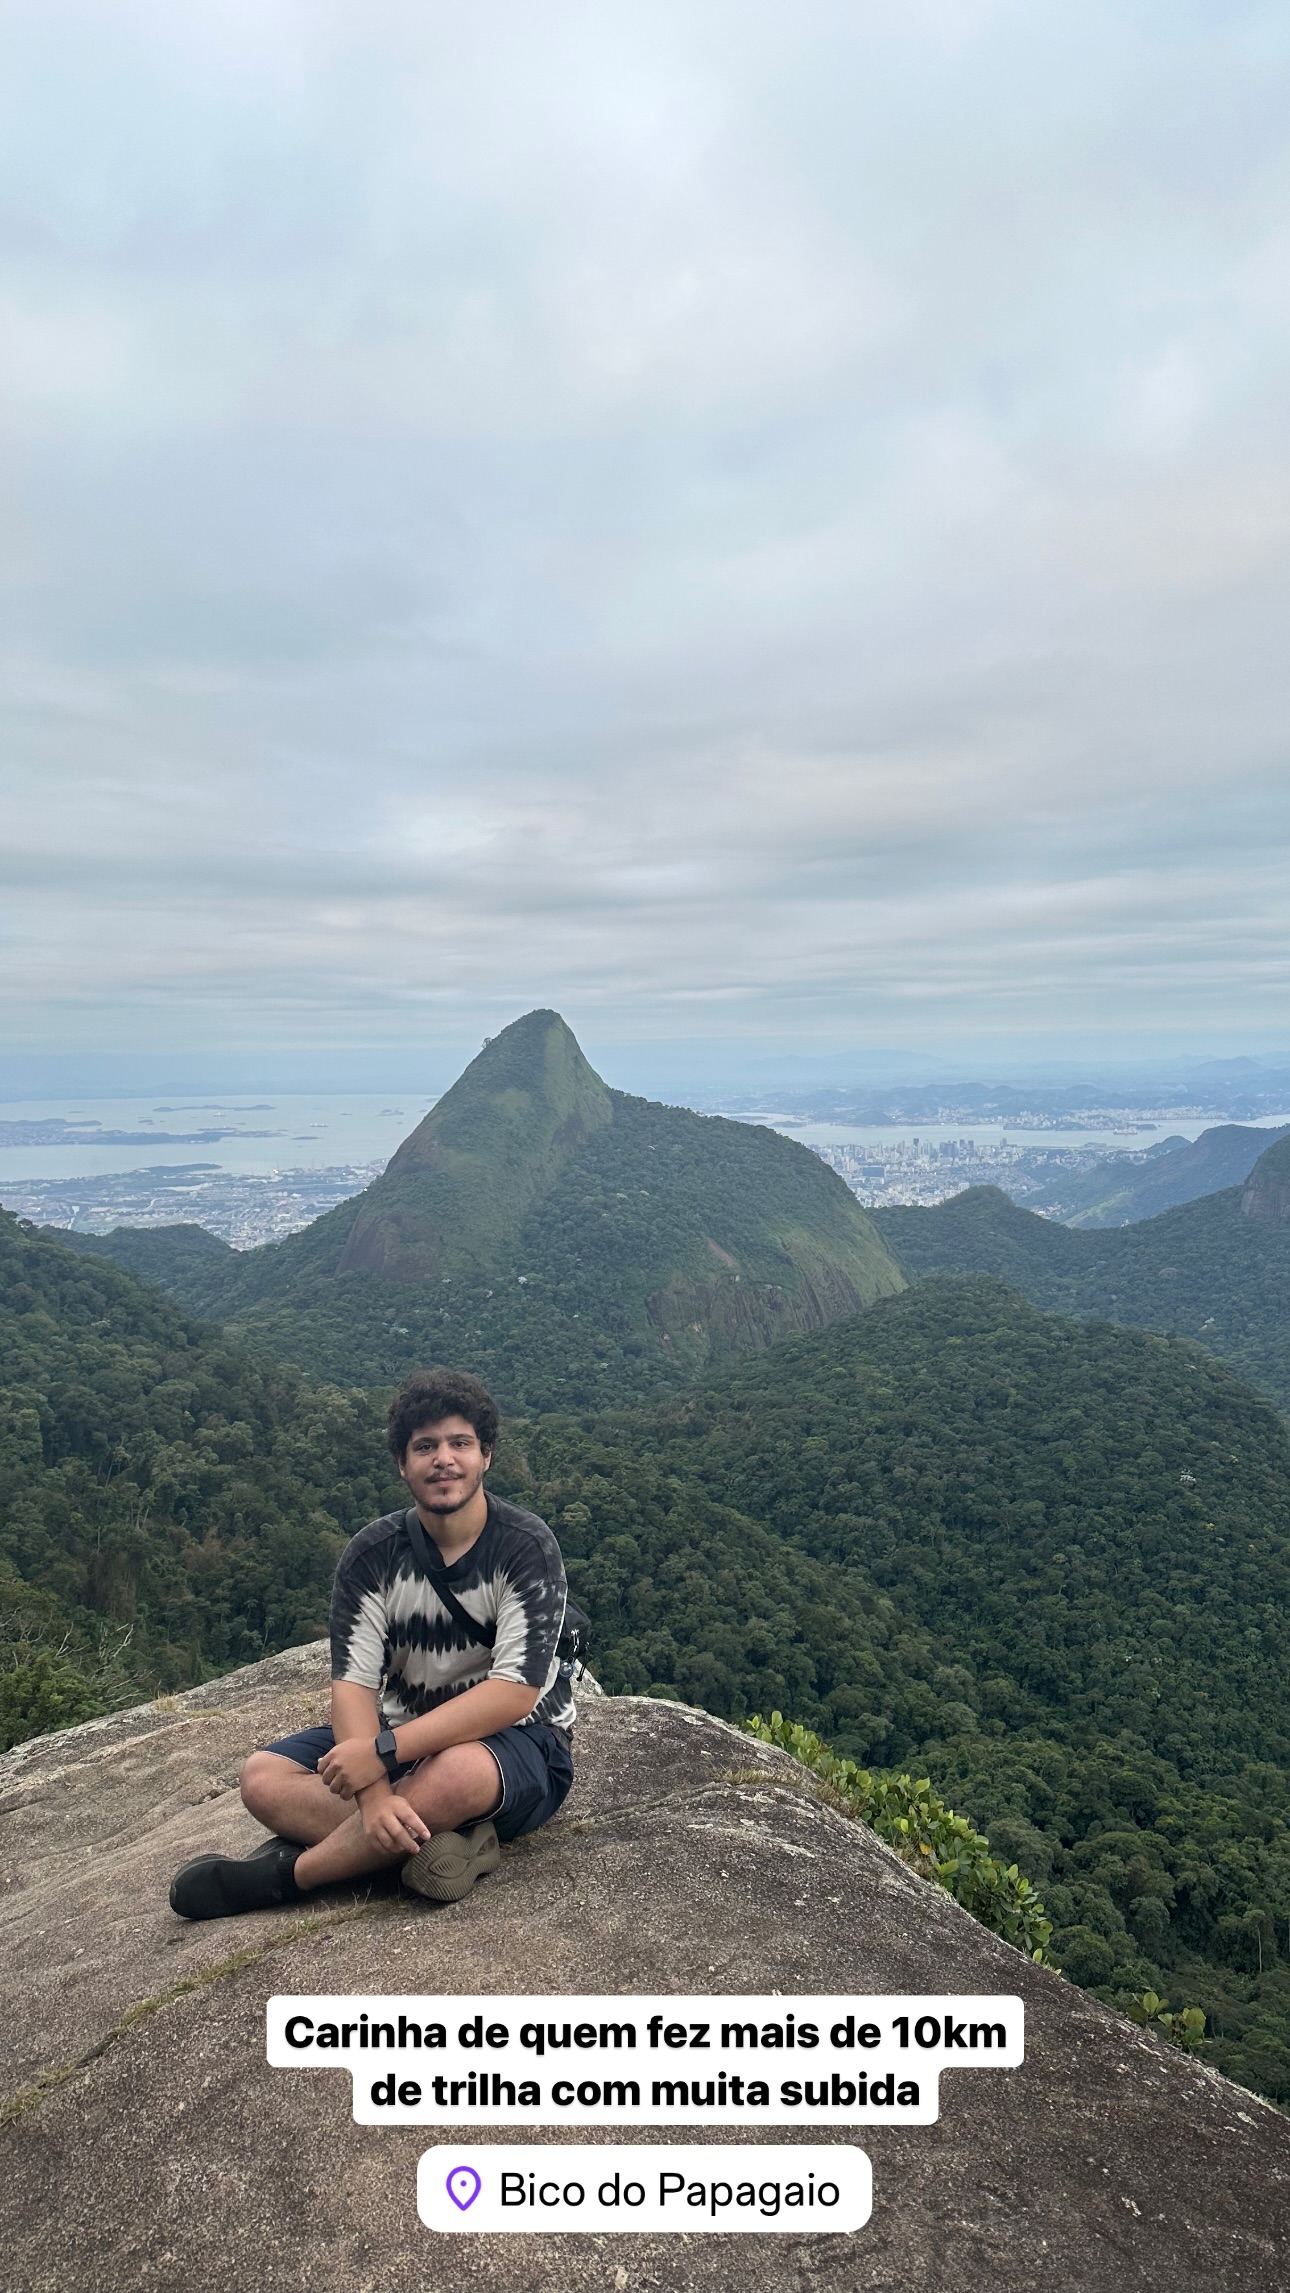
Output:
top-left (1124, 1990), bottom-right (1207, 2053)
top-left (744, 1710), bottom-right (1055, 1964)
top-left (0, 1649), bottom-right (105, 1753)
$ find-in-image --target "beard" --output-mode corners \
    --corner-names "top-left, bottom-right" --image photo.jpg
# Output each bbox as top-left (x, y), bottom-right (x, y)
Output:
top-left (418, 1468), bottom-right (483, 1513)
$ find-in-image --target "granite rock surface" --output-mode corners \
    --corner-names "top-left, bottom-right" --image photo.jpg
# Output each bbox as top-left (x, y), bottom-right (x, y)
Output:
top-left (1, 1645), bottom-right (1287, 2291)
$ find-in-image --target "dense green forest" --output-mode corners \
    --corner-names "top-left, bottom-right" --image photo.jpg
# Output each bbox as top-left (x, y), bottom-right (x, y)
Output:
top-left (7, 1206), bottom-right (1290, 2100)
top-left (0, 1209), bottom-right (399, 1748)
top-left (490, 1279), bottom-right (1290, 2102)
top-left (876, 1170), bottom-right (1290, 1412)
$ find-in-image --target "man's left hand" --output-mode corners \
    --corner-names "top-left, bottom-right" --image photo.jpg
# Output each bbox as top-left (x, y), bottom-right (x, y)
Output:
top-left (319, 1734), bottom-right (386, 1798)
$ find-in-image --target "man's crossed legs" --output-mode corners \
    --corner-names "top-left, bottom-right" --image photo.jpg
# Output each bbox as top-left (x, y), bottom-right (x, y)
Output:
top-left (244, 1738), bottom-right (501, 1889)
top-left (169, 1736), bottom-right (503, 1921)
top-left (169, 1718), bottom-right (574, 1921)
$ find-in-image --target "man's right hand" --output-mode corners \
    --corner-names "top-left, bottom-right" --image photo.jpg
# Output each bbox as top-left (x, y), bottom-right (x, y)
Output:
top-left (356, 1782), bottom-right (431, 1855)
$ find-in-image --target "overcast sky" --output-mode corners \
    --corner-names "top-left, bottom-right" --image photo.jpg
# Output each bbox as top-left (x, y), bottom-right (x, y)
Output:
top-left (3, 0), bottom-right (1289, 1077)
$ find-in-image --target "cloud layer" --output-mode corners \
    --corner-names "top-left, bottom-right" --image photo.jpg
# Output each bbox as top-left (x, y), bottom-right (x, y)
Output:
top-left (3, 1), bottom-right (1289, 1059)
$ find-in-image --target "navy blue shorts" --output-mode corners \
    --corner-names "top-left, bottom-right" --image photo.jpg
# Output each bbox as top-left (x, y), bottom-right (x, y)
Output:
top-left (261, 1720), bottom-right (574, 1845)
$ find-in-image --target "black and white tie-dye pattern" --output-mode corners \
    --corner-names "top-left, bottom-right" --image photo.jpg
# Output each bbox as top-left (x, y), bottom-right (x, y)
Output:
top-left (329, 1493), bottom-right (574, 1734)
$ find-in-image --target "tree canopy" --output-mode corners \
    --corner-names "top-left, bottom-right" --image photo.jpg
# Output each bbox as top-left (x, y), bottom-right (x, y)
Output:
top-left (876, 1180), bottom-right (1290, 1412)
top-left (0, 1209), bottom-right (398, 1739)
top-left (7, 1208), bottom-right (1290, 2102)
top-left (488, 1277), bottom-right (1290, 2102)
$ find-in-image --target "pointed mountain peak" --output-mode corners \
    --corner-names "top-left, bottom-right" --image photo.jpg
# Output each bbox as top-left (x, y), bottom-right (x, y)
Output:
top-left (336, 1010), bottom-right (613, 1281)
top-left (389, 1010), bottom-right (610, 1177)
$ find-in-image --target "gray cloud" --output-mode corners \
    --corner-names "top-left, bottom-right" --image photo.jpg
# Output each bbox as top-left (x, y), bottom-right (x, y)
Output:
top-left (2, 0), bottom-right (1289, 1064)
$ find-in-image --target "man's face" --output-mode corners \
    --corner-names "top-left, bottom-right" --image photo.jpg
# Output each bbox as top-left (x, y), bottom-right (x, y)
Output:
top-left (399, 1414), bottom-right (491, 1515)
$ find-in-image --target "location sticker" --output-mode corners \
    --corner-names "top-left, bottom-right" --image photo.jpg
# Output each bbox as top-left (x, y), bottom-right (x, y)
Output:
top-left (419, 2146), bottom-right (872, 2234)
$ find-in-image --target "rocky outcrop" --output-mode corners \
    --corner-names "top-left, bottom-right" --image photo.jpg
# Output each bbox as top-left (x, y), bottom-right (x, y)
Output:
top-left (1241, 1133), bottom-right (1290, 1224)
top-left (2, 1648), bottom-right (1287, 2291)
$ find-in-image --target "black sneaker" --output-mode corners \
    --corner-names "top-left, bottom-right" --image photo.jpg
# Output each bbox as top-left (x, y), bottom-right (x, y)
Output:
top-left (170, 1838), bottom-right (304, 1921)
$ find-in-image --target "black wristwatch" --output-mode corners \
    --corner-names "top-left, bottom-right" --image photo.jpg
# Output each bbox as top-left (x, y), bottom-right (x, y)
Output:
top-left (374, 1727), bottom-right (400, 1783)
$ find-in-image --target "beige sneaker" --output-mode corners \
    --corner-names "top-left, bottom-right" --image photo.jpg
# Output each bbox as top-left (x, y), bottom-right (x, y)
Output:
top-left (401, 1819), bottom-right (501, 1904)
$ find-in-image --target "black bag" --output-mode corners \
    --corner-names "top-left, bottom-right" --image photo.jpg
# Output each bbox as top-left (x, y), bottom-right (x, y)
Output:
top-left (556, 1598), bottom-right (592, 1679)
top-left (403, 1508), bottom-right (590, 1676)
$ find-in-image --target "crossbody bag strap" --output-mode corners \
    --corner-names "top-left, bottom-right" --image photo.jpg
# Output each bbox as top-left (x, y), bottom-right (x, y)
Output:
top-left (402, 1509), bottom-right (497, 1648)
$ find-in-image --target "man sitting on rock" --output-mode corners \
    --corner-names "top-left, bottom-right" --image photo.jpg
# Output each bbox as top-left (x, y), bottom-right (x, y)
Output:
top-left (170, 1368), bottom-right (575, 1920)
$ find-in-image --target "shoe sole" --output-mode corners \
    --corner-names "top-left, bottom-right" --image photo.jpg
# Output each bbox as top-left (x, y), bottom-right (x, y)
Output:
top-left (401, 1820), bottom-right (501, 1904)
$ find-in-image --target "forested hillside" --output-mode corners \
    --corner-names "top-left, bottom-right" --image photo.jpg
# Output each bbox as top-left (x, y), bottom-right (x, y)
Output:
top-left (60, 1013), bottom-right (903, 1409)
top-left (8, 1205), bottom-right (1290, 2099)
top-left (876, 1164), bottom-right (1290, 1411)
top-left (1024, 1121), bottom-right (1289, 1227)
top-left (493, 1278), bottom-right (1290, 2101)
top-left (0, 1210), bottom-right (398, 1749)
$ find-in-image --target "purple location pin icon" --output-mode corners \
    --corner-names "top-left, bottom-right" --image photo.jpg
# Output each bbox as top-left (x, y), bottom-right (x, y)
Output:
top-left (447, 2166), bottom-right (482, 2213)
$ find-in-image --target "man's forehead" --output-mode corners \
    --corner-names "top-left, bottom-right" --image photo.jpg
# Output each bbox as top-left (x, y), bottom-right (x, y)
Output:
top-left (406, 1414), bottom-right (482, 1442)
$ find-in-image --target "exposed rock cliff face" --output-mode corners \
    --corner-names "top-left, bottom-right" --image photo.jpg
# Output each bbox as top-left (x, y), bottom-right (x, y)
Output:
top-left (2, 1649), bottom-right (1287, 2292)
top-left (1241, 1133), bottom-right (1290, 1224)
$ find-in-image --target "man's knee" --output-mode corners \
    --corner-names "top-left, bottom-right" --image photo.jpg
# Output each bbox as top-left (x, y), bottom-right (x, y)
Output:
top-left (240, 1749), bottom-right (298, 1818)
top-left (414, 1742), bottom-right (473, 1787)
top-left (412, 1741), bottom-right (500, 1808)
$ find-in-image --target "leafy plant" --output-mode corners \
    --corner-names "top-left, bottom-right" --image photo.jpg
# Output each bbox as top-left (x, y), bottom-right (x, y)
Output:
top-left (0, 1647), bottom-right (105, 1753)
top-left (1124, 1990), bottom-right (1207, 2053)
top-left (744, 1710), bottom-right (1055, 1964)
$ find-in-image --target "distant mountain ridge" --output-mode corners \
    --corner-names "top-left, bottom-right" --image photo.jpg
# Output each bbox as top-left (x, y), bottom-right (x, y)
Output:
top-left (875, 1127), bottom-right (1290, 1411)
top-left (59, 1010), bottom-right (904, 1406)
top-left (1025, 1121), bottom-right (1290, 1228)
top-left (717, 1065), bottom-right (1290, 1125)
top-left (1241, 1132), bottom-right (1290, 1225)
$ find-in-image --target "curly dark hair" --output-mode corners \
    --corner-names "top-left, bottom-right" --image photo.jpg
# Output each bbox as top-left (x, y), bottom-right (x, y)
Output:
top-left (386, 1368), bottom-right (500, 1464)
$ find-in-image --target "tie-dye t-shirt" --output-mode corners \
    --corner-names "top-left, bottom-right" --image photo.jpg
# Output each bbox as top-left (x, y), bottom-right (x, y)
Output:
top-left (329, 1493), bottom-right (573, 1733)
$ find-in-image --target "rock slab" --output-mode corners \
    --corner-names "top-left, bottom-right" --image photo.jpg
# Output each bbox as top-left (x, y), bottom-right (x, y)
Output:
top-left (2, 1646), bottom-right (1287, 2291)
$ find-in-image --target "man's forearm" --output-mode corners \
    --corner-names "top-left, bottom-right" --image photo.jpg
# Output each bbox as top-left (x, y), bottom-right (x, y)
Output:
top-left (390, 1678), bottom-right (539, 1765)
top-left (331, 1680), bottom-right (381, 1741)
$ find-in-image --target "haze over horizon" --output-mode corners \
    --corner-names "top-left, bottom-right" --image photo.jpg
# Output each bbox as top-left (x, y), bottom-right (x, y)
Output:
top-left (4, 3), bottom-right (1289, 1078)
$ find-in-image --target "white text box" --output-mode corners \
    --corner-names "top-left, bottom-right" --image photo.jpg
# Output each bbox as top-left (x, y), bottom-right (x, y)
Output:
top-left (416, 2144), bottom-right (872, 2232)
top-left (267, 1993), bottom-right (1024, 2125)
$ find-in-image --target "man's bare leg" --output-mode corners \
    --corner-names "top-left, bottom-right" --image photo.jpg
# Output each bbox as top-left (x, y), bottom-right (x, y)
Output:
top-left (172, 1742), bottom-right (504, 1922)
top-left (293, 1742), bottom-right (502, 1892)
top-left (240, 1750), bottom-right (354, 1846)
